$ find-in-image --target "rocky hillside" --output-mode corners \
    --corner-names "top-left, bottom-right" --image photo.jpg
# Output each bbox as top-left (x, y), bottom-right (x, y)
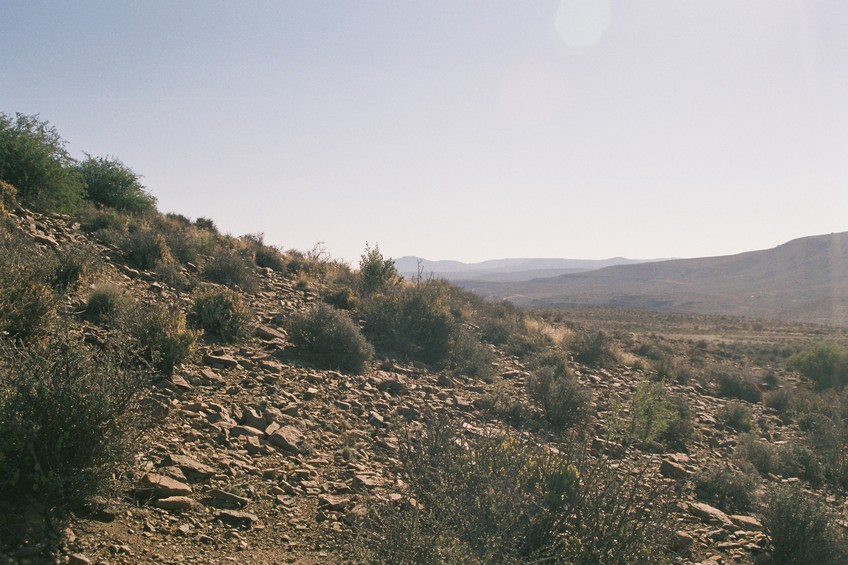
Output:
top-left (462, 232), bottom-right (848, 327)
top-left (2, 203), bottom-right (848, 565)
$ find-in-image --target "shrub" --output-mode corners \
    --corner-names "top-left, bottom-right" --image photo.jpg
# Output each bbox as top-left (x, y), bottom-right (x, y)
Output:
top-left (360, 282), bottom-right (455, 366)
top-left (194, 216), bottom-right (218, 232)
top-left (0, 335), bottom-right (149, 511)
top-left (50, 244), bottom-right (98, 292)
top-left (789, 342), bottom-right (848, 390)
top-left (188, 287), bottom-right (253, 343)
top-left (243, 233), bottom-right (286, 272)
top-left (286, 303), bottom-right (373, 374)
top-left (447, 328), bottom-right (495, 380)
top-left (77, 203), bottom-right (127, 234)
top-left (629, 382), bottom-right (692, 449)
top-left (120, 303), bottom-right (199, 375)
top-left (0, 179), bottom-right (16, 212)
top-left (0, 112), bottom-right (86, 213)
top-left (154, 261), bottom-right (192, 291)
top-left (693, 465), bottom-right (758, 513)
top-left (476, 385), bottom-right (531, 426)
top-left (355, 415), bottom-right (671, 564)
top-left (322, 284), bottom-right (358, 310)
top-left (123, 228), bottom-right (172, 270)
top-left (77, 154), bottom-right (157, 214)
top-left (721, 400), bottom-right (754, 432)
top-left (713, 369), bottom-right (761, 402)
top-left (763, 484), bottom-right (847, 564)
top-left (572, 330), bottom-right (616, 367)
top-left (527, 365), bottom-right (592, 431)
top-left (201, 250), bottom-right (258, 291)
top-left (84, 284), bottom-right (131, 325)
top-left (358, 242), bottom-right (399, 294)
top-left (0, 228), bottom-right (57, 340)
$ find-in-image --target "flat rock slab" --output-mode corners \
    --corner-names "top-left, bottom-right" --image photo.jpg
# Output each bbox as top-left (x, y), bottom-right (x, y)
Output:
top-left (268, 425), bottom-right (305, 453)
top-left (318, 494), bottom-right (350, 512)
top-left (136, 473), bottom-right (192, 498)
top-left (153, 496), bottom-right (206, 513)
top-left (730, 514), bottom-right (763, 531)
top-left (162, 454), bottom-right (216, 480)
top-left (688, 502), bottom-right (734, 527)
top-left (218, 509), bottom-right (261, 529)
top-left (255, 324), bottom-right (287, 341)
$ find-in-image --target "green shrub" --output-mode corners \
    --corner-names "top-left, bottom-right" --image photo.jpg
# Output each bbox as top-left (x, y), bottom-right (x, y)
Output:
top-left (0, 335), bottom-right (149, 511)
top-left (120, 303), bottom-right (199, 375)
top-left (77, 203), bottom-right (127, 234)
top-left (321, 284), bottom-right (358, 310)
top-left (189, 287), bottom-right (253, 343)
top-left (447, 328), bottom-right (495, 380)
top-left (693, 465), bottom-right (758, 513)
top-left (713, 369), bottom-right (761, 402)
top-left (77, 154), bottom-right (157, 214)
top-left (629, 382), bottom-right (692, 449)
top-left (476, 385), bottom-right (531, 426)
top-left (358, 242), bottom-right (399, 294)
top-left (194, 216), bottom-right (217, 232)
top-left (789, 342), bottom-right (848, 390)
top-left (286, 303), bottom-right (373, 374)
top-left (123, 228), bottom-right (172, 270)
top-left (154, 261), bottom-right (192, 291)
top-left (355, 415), bottom-right (671, 564)
top-left (763, 484), bottom-right (847, 564)
top-left (721, 400), bottom-right (754, 432)
top-left (0, 228), bottom-right (57, 340)
top-left (527, 365), bottom-right (592, 431)
top-left (50, 244), bottom-right (98, 292)
top-left (201, 250), bottom-right (258, 291)
top-left (360, 282), bottom-right (455, 366)
top-left (0, 112), bottom-right (86, 213)
top-left (572, 330), bottom-right (616, 367)
top-left (243, 233), bottom-right (286, 272)
top-left (84, 284), bottom-right (131, 325)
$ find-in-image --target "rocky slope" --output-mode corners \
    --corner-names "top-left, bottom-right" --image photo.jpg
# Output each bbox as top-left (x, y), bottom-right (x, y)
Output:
top-left (1, 206), bottom-right (845, 565)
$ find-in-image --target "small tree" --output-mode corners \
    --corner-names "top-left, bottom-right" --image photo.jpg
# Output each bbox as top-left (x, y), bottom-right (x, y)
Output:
top-left (78, 154), bottom-right (157, 214)
top-left (358, 242), bottom-right (399, 294)
top-left (0, 112), bottom-right (86, 212)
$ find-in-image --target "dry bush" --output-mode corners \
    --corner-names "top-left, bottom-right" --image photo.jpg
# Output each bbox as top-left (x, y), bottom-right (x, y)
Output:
top-left (119, 303), bottom-right (199, 375)
top-left (693, 465), bottom-right (758, 513)
top-left (0, 334), bottom-right (150, 513)
top-left (527, 365), bottom-right (592, 432)
top-left (286, 303), bottom-right (373, 374)
top-left (763, 484), bottom-right (848, 564)
top-left (84, 284), bottom-right (131, 325)
top-left (188, 287), bottom-right (253, 343)
top-left (355, 415), bottom-right (672, 564)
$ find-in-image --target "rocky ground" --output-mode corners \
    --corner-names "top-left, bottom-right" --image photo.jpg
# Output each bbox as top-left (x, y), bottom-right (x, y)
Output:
top-left (2, 207), bottom-right (845, 564)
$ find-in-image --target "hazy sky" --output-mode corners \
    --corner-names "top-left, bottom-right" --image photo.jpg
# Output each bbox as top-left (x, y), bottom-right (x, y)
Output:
top-left (2, 1), bottom-right (846, 264)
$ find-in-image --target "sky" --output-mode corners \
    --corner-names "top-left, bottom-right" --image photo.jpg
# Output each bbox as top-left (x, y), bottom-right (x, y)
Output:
top-left (2, 0), bottom-right (847, 264)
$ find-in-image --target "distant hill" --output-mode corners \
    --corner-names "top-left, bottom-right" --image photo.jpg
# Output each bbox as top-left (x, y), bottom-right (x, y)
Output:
top-left (394, 256), bottom-right (655, 283)
top-left (456, 232), bottom-right (848, 327)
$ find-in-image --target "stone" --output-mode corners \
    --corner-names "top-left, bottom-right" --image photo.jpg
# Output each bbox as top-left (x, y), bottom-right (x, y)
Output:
top-left (660, 459), bottom-right (691, 480)
top-left (255, 324), bottom-right (286, 341)
top-left (208, 488), bottom-right (251, 507)
top-left (352, 474), bottom-right (386, 490)
top-left (68, 554), bottom-right (92, 565)
top-left (136, 473), bottom-right (192, 498)
top-left (671, 530), bottom-right (694, 551)
top-left (318, 494), bottom-right (350, 512)
top-left (203, 353), bottom-right (239, 369)
top-left (162, 454), bottom-right (217, 480)
top-left (730, 514), bottom-right (763, 531)
top-left (153, 496), bottom-right (205, 513)
top-left (230, 425), bottom-right (265, 438)
top-left (268, 425), bottom-right (305, 454)
top-left (689, 502), bottom-right (734, 527)
top-left (218, 509), bottom-right (261, 529)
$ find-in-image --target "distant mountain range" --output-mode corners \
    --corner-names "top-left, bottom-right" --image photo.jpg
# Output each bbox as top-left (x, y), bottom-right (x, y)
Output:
top-left (394, 256), bottom-right (657, 283)
top-left (450, 232), bottom-right (848, 327)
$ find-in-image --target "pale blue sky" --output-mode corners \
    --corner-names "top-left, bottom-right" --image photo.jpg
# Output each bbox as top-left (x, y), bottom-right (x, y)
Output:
top-left (2, 1), bottom-right (846, 263)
